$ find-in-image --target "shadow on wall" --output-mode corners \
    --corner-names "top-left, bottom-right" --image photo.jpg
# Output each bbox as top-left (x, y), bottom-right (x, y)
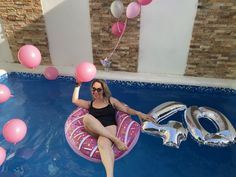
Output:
top-left (0, 18), bottom-right (13, 62)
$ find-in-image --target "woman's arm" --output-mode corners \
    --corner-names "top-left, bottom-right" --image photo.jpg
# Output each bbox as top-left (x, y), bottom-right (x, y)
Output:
top-left (110, 97), bottom-right (155, 122)
top-left (72, 83), bottom-right (90, 109)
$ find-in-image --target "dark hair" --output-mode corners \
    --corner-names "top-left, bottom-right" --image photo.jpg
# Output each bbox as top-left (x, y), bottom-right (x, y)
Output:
top-left (90, 79), bottom-right (111, 99)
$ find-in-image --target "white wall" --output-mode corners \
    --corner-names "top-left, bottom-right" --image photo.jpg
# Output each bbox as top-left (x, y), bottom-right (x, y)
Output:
top-left (0, 19), bottom-right (13, 63)
top-left (138, 0), bottom-right (198, 75)
top-left (40, 0), bottom-right (93, 67)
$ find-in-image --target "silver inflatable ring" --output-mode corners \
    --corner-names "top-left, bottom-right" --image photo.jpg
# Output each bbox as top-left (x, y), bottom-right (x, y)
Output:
top-left (184, 106), bottom-right (236, 147)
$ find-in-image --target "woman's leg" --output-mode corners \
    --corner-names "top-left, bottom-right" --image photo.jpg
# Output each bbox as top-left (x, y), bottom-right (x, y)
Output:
top-left (83, 114), bottom-right (127, 151)
top-left (97, 126), bottom-right (116, 177)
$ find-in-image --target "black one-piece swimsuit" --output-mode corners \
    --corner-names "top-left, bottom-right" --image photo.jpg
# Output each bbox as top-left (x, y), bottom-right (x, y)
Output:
top-left (88, 100), bottom-right (117, 127)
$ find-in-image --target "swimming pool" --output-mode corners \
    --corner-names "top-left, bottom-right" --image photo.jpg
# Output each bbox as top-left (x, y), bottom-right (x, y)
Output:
top-left (0, 72), bottom-right (235, 177)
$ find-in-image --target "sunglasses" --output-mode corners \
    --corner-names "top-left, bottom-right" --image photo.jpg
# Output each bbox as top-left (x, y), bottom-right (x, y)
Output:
top-left (92, 87), bottom-right (103, 93)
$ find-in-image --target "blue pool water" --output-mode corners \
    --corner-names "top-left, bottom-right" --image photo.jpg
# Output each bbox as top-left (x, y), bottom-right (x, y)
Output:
top-left (0, 72), bottom-right (236, 177)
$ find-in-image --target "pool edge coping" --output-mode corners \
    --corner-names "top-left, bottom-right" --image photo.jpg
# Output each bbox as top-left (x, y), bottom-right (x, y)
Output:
top-left (1, 62), bottom-right (236, 89)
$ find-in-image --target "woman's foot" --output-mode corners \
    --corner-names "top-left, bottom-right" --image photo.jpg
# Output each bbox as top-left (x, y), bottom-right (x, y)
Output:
top-left (114, 138), bottom-right (128, 151)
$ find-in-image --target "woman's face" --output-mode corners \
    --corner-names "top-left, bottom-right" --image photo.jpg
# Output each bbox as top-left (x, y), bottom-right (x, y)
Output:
top-left (91, 82), bottom-right (103, 99)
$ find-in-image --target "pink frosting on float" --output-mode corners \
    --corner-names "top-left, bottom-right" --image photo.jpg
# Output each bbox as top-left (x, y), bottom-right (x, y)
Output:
top-left (65, 107), bottom-right (140, 162)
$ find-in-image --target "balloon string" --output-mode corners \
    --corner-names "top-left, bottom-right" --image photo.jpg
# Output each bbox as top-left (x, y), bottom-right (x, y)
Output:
top-left (6, 144), bottom-right (16, 161)
top-left (107, 18), bottom-right (128, 60)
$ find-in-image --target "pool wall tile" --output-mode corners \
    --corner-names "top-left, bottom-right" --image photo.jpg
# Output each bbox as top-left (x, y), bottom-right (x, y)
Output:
top-left (8, 72), bottom-right (236, 95)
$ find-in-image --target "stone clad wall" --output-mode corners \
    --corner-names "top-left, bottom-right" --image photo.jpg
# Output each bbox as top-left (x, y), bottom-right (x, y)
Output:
top-left (0, 0), bottom-right (51, 65)
top-left (185, 0), bottom-right (236, 79)
top-left (89, 0), bottom-right (140, 72)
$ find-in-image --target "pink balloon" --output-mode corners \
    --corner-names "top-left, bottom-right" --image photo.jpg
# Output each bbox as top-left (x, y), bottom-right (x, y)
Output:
top-left (0, 147), bottom-right (6, 166)
top-left (18, 45), bottom-right (42, 69)
top-left (111, 22), bottom-right (126, 37)
top-left (75, 62), bottom-right (97, 82)
top-left (137, 0), bottom-right (152, 6)
top-left (3, 119), bottom-right (27, 145)
top-left (0, 84), bottom-right (12, 103)
top-left (44, 66), bottom-right (59, 80)
top-left (126, 2), bottom-right (141, 19)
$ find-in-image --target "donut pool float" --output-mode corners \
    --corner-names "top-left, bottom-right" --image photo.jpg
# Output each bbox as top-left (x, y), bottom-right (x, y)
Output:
top-left (65, 107), bottom-right (140, 162)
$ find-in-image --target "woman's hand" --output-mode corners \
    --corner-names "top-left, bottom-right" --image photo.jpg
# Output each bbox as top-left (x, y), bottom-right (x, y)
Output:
top-left (137, 112), bottom-right (155, 122)
top-left (72, 81), bottom-right (90, 109)
top-left (75, 81), bottom-right (82, 87)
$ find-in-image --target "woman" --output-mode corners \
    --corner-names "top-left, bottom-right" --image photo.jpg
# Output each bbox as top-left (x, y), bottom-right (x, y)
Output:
top-left (72, 79), bottom-right (154, 177)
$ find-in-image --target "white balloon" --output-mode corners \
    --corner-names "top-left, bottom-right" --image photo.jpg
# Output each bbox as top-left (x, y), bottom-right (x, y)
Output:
top-left (110, 0), bottom-right (124, 18)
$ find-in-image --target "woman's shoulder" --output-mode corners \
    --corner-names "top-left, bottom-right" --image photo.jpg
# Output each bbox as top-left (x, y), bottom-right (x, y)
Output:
top-left (110, 96), bottom-right (118, 103)
top-left (110, 97), bottom-right (122, 106)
